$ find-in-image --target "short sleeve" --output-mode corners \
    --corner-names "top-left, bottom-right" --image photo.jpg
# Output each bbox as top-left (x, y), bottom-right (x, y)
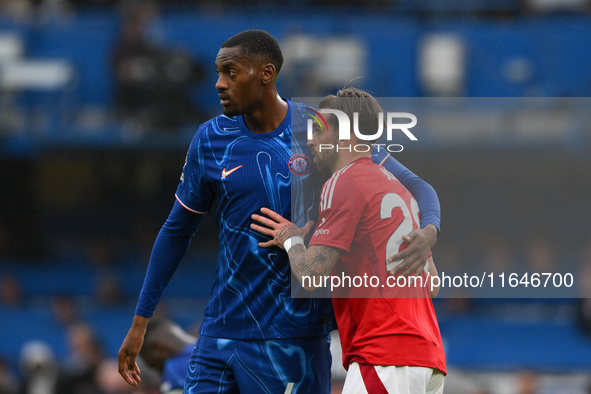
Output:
top-left (175, 129), bottom-right (216, 214)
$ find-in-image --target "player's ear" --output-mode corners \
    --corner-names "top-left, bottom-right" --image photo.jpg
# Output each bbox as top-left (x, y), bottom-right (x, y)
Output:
top-left (261, 62), bottom-right (276, 85)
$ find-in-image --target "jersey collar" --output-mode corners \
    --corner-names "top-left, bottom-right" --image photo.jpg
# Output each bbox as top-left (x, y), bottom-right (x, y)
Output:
top-left (236, 99), bottom-right (292, 139)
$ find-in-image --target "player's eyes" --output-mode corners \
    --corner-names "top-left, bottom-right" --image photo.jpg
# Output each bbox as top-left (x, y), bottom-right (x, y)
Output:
top-left (215, 69), bottom-right (236, 77)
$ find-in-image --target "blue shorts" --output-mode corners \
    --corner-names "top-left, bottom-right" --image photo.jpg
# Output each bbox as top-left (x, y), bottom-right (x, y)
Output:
top-left (185, 334), bottom-right (331, 394)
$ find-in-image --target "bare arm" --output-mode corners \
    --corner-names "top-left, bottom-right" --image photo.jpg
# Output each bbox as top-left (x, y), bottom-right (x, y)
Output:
top-left (251, 207), bottom-right (343, 291)
top-left (285, 244), bottom-right (342, 291)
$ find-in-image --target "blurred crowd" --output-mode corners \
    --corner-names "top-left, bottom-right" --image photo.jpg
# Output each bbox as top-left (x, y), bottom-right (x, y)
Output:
top-left (0, 283), bottom-right (199, 394)
top-left (0, 303), bottom-right (160, 394)
top-left (0, 0), bottom-right (209, 136)
top-left (1, 0), bottom-right (589, 24)
top-left (0, 0), bottom-right (403, 25)
top-left (110, 1), bottom-right (207, 133)
top-left (1, 240), bottom-right (591, 394)
top-left (0, 0), bottom-right (399, 20)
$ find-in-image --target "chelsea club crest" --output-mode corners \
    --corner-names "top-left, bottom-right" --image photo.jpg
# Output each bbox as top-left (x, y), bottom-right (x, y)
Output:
top-left (288, 153), bottom-right (311, 176)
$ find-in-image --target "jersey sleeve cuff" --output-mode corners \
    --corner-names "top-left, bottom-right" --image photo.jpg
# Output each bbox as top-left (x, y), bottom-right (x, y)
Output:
top-left (134, 308), bottom-right (154, 318)
top-left (175, 194), bottom-right (208, 214)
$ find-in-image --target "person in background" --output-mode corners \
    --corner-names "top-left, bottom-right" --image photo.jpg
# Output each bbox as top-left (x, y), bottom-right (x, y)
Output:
top-left (111, 0), bottom-right (205, 133)
top-left (139, 319), bottom-right (196, 394)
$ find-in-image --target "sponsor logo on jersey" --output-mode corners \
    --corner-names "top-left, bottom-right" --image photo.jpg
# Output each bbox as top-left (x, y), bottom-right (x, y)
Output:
top-left (221, 165), bottom-right (243, 179)
top-left (314, 228), bottom-right (330, 236)
top-left (313, 217), bottom-right (329, 236)
top-left (288, 153), bottom-right (311, 176)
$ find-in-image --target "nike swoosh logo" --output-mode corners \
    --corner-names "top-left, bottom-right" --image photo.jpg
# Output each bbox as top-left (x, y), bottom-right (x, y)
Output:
top-left (221, 165), bottom-right (243, 178)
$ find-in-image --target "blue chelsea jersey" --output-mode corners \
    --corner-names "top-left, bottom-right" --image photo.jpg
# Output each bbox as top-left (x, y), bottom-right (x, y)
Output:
top-left (175, 100), bottom-right (333, 339)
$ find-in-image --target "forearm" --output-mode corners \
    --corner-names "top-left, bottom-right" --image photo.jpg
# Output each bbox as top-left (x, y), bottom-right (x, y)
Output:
top-left (405, 179), bottom-right (441, 234)
top-left (422, 223), bottom-right (439, 246)
top-left (288, 244), bottom-right (321, 290)
top-left (287, 243), bottom-right (341, 291)
top-left (135, 228), bottom-right (189, 316)
top-left (129, 314), bottom-right (149, 334)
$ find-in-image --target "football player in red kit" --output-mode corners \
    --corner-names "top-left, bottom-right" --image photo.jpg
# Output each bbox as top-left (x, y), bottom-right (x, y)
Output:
top-left (252, 88), bottom-right (445, 394)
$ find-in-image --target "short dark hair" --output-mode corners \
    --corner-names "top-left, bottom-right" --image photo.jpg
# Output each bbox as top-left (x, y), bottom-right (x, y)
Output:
top-left (221, 29), bottom-right (284, 74)
top-left (319, 87), bottom-right (384, 142)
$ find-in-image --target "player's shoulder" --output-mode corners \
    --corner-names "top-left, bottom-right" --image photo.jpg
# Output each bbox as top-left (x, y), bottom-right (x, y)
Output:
top-left (290, 100), bottom-right (319, 129)
top-left (331, 161), bottom-right (356, 181)
top-left (346, 159), bottom-right (399, 193)
top-left (350, 157), bottom-right (382, 174)
top-left (322, 162), bottom-right (356, 196)
top-left (320, 161), bottom-right (371, 210)
top-left (290, 100), bottom-right (312, 117)
top-left (188, 114), bottom-right (240, 147)
top-left (196, 114), bottom-right (240, 136)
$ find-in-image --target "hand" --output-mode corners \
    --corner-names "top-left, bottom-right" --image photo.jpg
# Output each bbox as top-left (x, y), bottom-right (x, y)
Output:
top-left (251, 207), bottom-right (314, 249)
top-left (117, 315), bottom-right (147, 387)
top-left (388, 224), bottom-right (438, 277)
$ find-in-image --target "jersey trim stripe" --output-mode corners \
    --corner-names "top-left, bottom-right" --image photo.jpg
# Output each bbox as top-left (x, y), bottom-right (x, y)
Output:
top-left (175, 194), bottom-right (207, 214)
top-left (320, 176), bottom-right (332, 211)
top-left (379, 155), bottom-right (388, 166)
top-left (321, 163), bottom-right (354, 211)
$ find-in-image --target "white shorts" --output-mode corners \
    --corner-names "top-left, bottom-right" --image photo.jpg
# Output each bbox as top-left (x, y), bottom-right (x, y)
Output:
top-left (341, 362), bottom-right (445, 394)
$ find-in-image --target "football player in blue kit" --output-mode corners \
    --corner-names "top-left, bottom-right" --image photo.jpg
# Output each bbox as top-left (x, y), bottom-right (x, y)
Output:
top-left (118, 29), bottom-right (441, 393)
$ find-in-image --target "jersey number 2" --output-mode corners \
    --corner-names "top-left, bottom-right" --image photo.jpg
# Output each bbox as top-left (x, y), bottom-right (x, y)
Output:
top-left (380, 193), bottom-right (421, 272)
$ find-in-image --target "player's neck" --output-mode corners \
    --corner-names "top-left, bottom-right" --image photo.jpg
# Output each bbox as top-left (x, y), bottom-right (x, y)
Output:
top-left (243, 93), bottom-right (288, 134)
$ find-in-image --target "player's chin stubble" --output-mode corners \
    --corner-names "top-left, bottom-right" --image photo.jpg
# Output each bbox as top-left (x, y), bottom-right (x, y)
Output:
top-left (315, 151), bottom-right (338, 176)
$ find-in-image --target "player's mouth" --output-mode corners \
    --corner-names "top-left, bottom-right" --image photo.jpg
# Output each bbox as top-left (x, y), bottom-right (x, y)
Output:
top-left (218, 93), bottom-right (231, 106)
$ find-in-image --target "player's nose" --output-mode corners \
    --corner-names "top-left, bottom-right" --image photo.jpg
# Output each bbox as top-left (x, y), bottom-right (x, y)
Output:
top-left (215, 75), bottom-right (228, 91)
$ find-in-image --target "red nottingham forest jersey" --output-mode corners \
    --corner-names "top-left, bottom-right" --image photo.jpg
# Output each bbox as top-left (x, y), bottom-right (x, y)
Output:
top-left (309, 157), bottom-right (446, 373)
